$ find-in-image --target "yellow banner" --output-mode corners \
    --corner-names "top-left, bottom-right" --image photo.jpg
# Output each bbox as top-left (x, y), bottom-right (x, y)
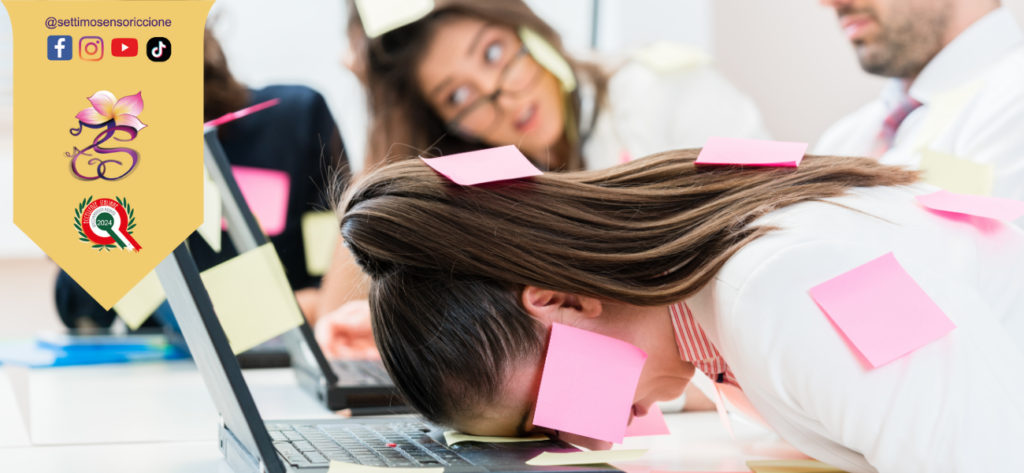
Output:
top-left (7, 0), bottom-right (212, 309)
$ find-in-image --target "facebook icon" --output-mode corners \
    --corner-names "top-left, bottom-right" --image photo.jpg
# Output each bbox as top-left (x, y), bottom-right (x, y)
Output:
top-left (47, 35), bottom-right (72, 61)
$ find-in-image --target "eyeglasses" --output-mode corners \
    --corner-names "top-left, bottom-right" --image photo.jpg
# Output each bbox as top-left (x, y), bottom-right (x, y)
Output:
top-left (445, 45), bottom-right (544, 139)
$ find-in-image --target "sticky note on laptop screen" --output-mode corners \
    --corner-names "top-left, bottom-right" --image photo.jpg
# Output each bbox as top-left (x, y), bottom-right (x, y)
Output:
top-left (200, 243), bottom-right (304, 354)
top-left (809, 252), bottom-right (955, 368)
top-left (228, 165), bottom-right (290, 237)
top-left (533, 323), bottom-right (648, 444)
top-left (916, 190), bottom-right (1024, 222)
top-left (696, 136), bottom-right (808, 167)
top-left (420, 145), bottom-right (542, 186)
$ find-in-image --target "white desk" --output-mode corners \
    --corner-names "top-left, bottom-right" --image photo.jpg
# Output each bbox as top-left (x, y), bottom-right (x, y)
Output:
top-left (0, 361), bottom-right (803, 472)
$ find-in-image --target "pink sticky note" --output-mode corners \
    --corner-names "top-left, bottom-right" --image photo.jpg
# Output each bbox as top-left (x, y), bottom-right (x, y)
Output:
top-left (420, 145), bottom-right (543, 185)
top-left (625, 404), bottom-right (670, 437)
top-left (534, 323), bottom-right (648, 444)
top-left (695, 136), bottom-right (808, 167)
top-left (225, 165), bottom-right (290, 237)
top-left (916, 190), bottom-right (1024, 221)
top-left (809, 252), bottom-right (955, 368)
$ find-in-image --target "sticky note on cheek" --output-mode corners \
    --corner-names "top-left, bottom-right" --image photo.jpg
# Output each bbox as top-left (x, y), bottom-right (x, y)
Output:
top-left (420, 145), bottom-right (542, 185)
top-left (809, 252), bottom-right (955, 368)
top-left (695, 136), bottom-right (808, 167)
top-left (533, 323), bottom-right (648, 444)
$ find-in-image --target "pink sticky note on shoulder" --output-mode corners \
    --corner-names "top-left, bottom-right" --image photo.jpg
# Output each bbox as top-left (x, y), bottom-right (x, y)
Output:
top-left (916, 190), bottom-right (1024, 221)
top-left (695, 136), bottom-right (808, 167)
top-left (420, 145), bottom-right (543, 185)
top-left (625, 404), bottom-right (670, 437)
top-left (228, 165), bottom-right (290, 237)
top-left (809, 252), bottom-right (955, 368)
top-left (534, 323), bottom-right (648, 444)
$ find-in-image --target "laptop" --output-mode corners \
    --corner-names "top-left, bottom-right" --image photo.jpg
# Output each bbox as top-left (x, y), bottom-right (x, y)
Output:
top-left (155, 242), bottom-right (624, 473)
top-left (203, 129), bottom-right (408, 414)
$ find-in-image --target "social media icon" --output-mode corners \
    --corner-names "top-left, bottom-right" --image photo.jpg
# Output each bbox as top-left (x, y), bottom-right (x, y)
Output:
top-left (146, 37), bottom-right (171, 62)
top-left (111, 38), bottom-right (138, 57)
top-left (47, 35), bottom-right (72, 61)
top-left (79, 36), bottom-right (104, 61)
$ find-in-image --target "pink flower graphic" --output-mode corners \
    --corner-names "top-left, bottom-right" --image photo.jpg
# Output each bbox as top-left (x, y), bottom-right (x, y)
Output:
top-left (74, 91), bottom-right (146, 131)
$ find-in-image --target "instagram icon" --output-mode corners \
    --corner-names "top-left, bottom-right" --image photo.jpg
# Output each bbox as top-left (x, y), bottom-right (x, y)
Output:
top-left (79, 36), bottom-right (104, 61)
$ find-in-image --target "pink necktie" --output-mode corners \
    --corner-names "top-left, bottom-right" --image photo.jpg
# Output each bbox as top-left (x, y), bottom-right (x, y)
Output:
top-left (873, 97), bottom-right (922, 157)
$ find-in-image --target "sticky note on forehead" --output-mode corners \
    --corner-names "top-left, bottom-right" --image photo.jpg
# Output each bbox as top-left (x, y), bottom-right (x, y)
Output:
top-left (916, 190), bottom-right (1024, 222)
top-left (355, 0), bottom-right (435, 38)
top-left (696, 136), bottom-right (808, 167)
top-left (533, 323), bottom-right (648, 444)
top-left (809, 252), bottom-right (955, 368)
top-left (420, 146), bottom-right (543, 185)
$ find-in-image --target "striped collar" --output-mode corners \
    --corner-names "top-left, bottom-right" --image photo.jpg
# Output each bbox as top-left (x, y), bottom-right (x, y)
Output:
top-left (668, 301), bottom-right (739, 388)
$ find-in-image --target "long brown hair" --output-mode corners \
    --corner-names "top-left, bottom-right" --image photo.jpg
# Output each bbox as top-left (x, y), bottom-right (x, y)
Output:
top-left (348, 0), bottom-right (608, 172)
top-left (339, 150), bottom-right (918, 425)
top-left (203, 29), bottom-right (249, 122)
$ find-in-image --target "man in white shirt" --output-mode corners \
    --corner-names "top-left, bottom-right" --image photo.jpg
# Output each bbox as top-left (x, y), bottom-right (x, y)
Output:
top-left (815, 0), bottom-right (1024, 226)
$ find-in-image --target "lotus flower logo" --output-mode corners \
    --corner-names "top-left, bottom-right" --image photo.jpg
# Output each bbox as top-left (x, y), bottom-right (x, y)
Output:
top-left (65, 91), bottom-right (146, 181)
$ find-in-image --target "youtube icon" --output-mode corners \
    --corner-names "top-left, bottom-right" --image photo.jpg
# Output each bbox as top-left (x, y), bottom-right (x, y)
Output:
top-left (111, 38), bottom-right (138, 57)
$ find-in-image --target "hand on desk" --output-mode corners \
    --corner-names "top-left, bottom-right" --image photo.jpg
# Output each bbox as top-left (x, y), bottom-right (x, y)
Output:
top-left (314, 299), bottom-right (380, 360)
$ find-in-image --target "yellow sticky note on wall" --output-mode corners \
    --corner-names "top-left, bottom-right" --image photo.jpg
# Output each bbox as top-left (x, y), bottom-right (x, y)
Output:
top-left (113, 270), bottom-right (166, 330)
top-left (200, 243), bottom-right (304, 354)
top-left (524, 449), bottom-right (647, 466)
top-left (443, 431), bottom-right (548, 446)
top-left (746, 459), bottom-right (847, 472)
top-left (633, 41), bottom-right (711, 74)
top-left (328, 462), bottom-right (442, 473)
top-left (520, 27), bottom-right (577, 93)
top-left (355, 0), bottom-right (434, 38)
top-left (919, 150), bottom-right (994, 196)
top-left (302, 211), bottom-right (339, 277)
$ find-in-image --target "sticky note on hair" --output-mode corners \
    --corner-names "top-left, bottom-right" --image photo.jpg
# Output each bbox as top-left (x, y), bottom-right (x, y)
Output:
top-left (200, 243), bottom-right (304, 354)
top-left (696, 136), bottom-right (808, 167)
top-left (443, 431), bottom-right (548, 446)
top-left (916, 190), bottom-right (1024, 222)
top-left (809, 252), bottom-right (955, 368)
top-left (354, 0), bottom-right (434, 38)
top-left (420, 145), bottom-right (542, 185)
top-left (746, 459), bottom-right (847, 472)
top-left (624, 404), bottom-right (670, 437)
top-left (328, 461), bottom-right (442, 473)
top-left (525, 449), bottom-right (647, 466)
top-left (520, 27), bottom-right (576, 92)
top-left (533, 323), bottom-right (648, 444)
top-left (227, 165), bottom-right (290, 237)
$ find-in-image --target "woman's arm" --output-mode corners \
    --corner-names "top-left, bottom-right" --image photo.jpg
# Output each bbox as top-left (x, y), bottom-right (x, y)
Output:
top-left (720, 241), bottom-right (1024, 473)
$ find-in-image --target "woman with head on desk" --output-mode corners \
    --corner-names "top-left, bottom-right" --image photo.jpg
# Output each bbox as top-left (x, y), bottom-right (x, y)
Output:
top-left (316, 0), bottom-right (769, 358)
top-left (336, 149), bottom-right (1024, 472)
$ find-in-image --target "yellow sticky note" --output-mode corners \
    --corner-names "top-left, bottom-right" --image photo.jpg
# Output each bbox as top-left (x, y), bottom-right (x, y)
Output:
top-left (355, 0), bottom-right (434, 38)
top-left (200, 243), bottom-right (304, 354)
top-left (912, 80), bottom-right (985, 150)
top-left (746, 459), bottom-right (847, 472)
top-left (328, 461), bottom-right (443, 473)
top-left (113, 270), bottom-right (166, 330)
top-left (520, 27), bottom-right (576, 93)
top-left (524, 449), bottom-right (647, 466)
top-left (919, 149), bottom-right (994, 196)
top-left (302, 211), bottom-right (339, 277)
top-left (443, 431), bottom-right (548, 446)
top-left (633, 41), bottom-right (711, 74)
top-left (197, 167), bottom-right (223, 253)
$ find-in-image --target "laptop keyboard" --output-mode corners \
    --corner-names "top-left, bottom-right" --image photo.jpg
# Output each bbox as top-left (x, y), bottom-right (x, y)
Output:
top-left (268, 422), bottom-right (473, 469)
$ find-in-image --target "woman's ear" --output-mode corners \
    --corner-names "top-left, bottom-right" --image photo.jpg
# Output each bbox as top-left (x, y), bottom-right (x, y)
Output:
top-left (521, 286), bottom-right (603, 327)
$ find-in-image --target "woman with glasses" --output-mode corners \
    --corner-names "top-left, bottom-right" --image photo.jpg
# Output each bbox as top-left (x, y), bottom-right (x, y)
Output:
top-left (315, 0), bottom-right (769, 362)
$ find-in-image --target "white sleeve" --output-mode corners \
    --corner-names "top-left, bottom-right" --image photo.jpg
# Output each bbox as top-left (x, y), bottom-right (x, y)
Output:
top-left (663, 66), bottom-right (772, 144)
top-left (718, 241), bottom-right (1024, 473)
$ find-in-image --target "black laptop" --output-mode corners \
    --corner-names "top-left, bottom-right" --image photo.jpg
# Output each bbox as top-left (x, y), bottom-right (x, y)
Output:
top-left (203, 129), bottom-right (407, 414)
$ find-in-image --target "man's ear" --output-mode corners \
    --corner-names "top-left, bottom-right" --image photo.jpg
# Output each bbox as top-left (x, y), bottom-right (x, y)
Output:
top-left (521, 286), bottom-right (603, 327)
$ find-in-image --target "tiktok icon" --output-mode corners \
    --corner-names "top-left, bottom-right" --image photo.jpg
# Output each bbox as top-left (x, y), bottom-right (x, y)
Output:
top-left (146, 37), bottom-right (171, 62)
